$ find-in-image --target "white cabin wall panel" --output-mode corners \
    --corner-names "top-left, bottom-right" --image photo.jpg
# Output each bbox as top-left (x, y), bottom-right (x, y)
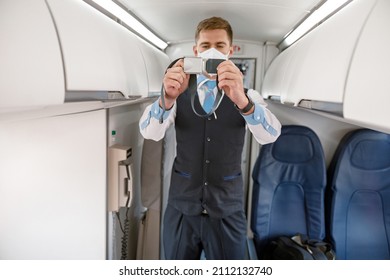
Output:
top-left (262, 0), bottom-right (377, 106)
top-left (46, 0), bottom-right (148, 96)
top-left (266, 102), bottom-right (362, 167)
top-left (0, 110), bottom-right (107, 259)
top-left (107, 101), bottom-right (151, 259)
top-left (0, 0), bottom-right (64, 109)
top-left (344, 0), bottom-right (390, 133)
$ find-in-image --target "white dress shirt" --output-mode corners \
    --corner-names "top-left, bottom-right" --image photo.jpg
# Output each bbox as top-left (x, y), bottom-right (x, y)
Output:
top-left (139, 88), bottom-right (281, 145)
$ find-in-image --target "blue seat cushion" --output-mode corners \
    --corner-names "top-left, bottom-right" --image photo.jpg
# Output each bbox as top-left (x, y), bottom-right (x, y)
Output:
top-left (328, 129), bottom-right (390, 259)
top-left (251, 125), bottom-right (326, 257)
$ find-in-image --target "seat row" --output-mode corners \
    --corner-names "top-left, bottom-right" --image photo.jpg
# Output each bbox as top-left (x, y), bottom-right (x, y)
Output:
top-left (251, 125), bottom-right (390, 260)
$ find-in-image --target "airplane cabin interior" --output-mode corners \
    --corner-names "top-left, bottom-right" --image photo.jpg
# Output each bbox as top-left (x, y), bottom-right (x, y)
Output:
top-left (0, 0), bottom-right (389, 260)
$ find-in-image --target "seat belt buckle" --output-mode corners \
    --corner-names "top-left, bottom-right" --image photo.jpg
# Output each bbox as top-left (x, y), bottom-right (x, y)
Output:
top-left (184, 57), bottom-right (225, 76)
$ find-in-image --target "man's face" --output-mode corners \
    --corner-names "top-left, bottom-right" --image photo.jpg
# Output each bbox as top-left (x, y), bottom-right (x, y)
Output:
top-left (193, 29), bottom-right (233, 57)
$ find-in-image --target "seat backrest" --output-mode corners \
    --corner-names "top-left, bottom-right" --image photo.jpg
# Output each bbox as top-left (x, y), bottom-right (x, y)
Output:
top-left (327, 129), bottom-right (390, 259)
top-left (251, 125), bottom-right (326, 258)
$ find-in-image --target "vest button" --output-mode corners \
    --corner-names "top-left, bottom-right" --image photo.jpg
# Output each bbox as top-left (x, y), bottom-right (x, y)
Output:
top-left (208, 117), bottom-right (212, 121)
top-left (206, 137), bottom-right (211, 142)
top-left (205, 160), bottom-right (210, 164)
top-left (204, 182), bottom-right (208, 186)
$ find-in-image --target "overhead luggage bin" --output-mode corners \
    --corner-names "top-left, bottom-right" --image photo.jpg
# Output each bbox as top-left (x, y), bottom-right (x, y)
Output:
top-left (0, 0), bottom-right (65, 110)
top-left (46, 0), bottom-right (150, 99)
top-left (138, 39), bottom-right (170, 96)
top-left (344, 0), bottom-right (390, 134)
top-left (262, 0), bottom-right (377, 116)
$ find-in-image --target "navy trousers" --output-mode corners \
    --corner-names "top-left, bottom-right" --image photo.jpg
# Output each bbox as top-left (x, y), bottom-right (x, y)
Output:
top-left (163, 205), bottom-right (247, 260)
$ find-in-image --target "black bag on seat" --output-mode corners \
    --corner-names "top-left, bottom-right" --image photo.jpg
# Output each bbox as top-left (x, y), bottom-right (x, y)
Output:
top-left (263, 234), bottom-right (335, 260)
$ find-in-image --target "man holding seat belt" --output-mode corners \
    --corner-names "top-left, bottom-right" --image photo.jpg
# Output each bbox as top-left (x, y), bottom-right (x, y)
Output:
top-left (139, 16), bottom-right (281, 259)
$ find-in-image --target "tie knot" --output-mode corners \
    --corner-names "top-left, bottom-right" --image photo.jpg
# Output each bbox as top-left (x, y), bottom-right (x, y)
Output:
top-left (205, 79), bottom-right (216, 88)
top-left (197, 75), bottom-right (216, 89)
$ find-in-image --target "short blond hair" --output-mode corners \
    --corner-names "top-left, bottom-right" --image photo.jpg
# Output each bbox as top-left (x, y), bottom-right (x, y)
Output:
top-left (195, 16), bottom-right (233, 45)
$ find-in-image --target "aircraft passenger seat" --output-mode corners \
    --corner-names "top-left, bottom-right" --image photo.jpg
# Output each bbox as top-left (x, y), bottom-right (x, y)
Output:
top-left (327, 129), bottom-right (390, 259)
top-left (251, 125), bottom-right (326, 259)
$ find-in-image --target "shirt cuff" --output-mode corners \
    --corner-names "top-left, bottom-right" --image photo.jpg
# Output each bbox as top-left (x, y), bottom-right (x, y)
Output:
top-left (242, 103), bottom-right (263, 124)
top-left (140, 98), bottom-right (172, 130)
top-left (151, 98), bottom-right (172, 121)
top-left (242, 103), bottom-right (278, 136)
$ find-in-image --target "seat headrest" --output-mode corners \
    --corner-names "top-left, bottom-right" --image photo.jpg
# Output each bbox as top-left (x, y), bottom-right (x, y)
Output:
top-left (351, 139), bottom-right (390, 170)
top-left (273, 134), bottom-right (314, 163)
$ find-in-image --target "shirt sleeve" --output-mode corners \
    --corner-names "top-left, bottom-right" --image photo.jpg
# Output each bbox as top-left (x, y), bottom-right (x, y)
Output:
top-left (241, 89), bottom-right (281, 144)
top-left (139, 98), bottom-right (176, 141)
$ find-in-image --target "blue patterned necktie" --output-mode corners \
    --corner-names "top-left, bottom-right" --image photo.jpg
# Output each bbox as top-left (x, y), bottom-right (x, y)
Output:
top-left (201, 80), bottom-right (216, 113)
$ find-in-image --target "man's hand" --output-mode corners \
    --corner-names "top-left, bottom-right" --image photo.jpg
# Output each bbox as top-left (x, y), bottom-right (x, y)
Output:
top-left (217, 60), bottom-right (253, 114)
top-left (161, 59), bottom-right (190, 109)
top-left (217, 61), bottom-right (252, 113)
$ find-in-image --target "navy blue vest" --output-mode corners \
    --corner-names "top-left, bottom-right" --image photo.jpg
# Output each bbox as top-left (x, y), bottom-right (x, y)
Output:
top-left (168, 88), bottom-right (246, 218)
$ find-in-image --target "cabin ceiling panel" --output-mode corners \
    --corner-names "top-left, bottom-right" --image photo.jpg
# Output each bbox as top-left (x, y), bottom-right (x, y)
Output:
top-left (118, 0), bottom-right (324, 44)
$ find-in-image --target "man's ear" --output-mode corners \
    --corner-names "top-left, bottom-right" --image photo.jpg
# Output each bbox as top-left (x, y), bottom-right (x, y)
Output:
top-left (228, 46), bottom-right (234, 57)
top-left (193, 45), bottom-right (198, 56)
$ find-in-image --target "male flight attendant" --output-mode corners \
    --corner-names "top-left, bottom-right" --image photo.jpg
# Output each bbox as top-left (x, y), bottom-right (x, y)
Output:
top-left (139, 16), bottom-right (281, 259)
